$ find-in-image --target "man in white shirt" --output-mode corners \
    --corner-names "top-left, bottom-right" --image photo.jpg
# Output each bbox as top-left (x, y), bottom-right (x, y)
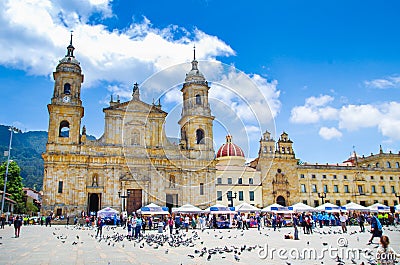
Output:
top-left (339, 212), bottom-right (348, 233)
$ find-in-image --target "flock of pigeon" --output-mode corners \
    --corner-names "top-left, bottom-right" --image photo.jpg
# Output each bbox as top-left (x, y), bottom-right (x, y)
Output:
top-left (48, 224), bottom-right (400, 265)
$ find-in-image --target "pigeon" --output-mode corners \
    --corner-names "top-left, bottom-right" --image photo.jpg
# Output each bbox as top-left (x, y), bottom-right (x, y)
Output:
top-left (188, 254), bottom-right (195, 259)
top-left (234, 254), bottom-right (240, 261)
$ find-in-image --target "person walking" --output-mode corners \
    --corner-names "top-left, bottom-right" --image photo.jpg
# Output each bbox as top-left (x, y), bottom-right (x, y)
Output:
top-left (13, 216), bottom-right (22, 238)
top-left (127, 217), bottom-right (132, 238)
top-left (271, 213), bottom-right (277, 231)
top-left (256, 214), bottom-right (261, 231)
top-left (96, 217), bottom-right (104, 238)
top-left (358, 213), bottom-right (365, 232)
top-left (134, 216), bottom-right (142, 239)
top-left (293, 214), bottom-right (300, 240)
top-left (368, 213), bottom-right (383, 245)
top-left (339, 212), bottom-right (348, 233)
top-left (168, 216), bottom-right (174, 235)
top-left (184, 215), bottom-right (190, 232)
top-left (317, 212), bottom-right (323, 228)
top-left (0, 213), bottom-right (5, 229)
top-left (242, 214), bottom-right (249, 230)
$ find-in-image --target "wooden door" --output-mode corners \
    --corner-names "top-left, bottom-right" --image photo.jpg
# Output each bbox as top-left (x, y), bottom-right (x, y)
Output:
top-left (127, 189), bottom-right (142, 214)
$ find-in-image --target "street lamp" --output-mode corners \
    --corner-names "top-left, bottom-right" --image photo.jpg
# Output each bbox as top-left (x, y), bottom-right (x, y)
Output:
top-left (226, 191), bottom-right (237, 207)
top-left (1, 126), bottom-right (20, 215)
top-left (318, 192), bottom-right (326, 205)
top-left (118, 190), bottom-right (131, 212)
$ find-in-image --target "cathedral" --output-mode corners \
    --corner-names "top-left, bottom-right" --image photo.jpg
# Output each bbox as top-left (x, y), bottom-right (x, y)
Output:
top-left (41, 36), bottom-right (400, 217)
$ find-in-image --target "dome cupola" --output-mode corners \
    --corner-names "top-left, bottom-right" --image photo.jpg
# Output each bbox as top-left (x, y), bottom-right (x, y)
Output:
top-left (216, 135), bottom-right (245, 158)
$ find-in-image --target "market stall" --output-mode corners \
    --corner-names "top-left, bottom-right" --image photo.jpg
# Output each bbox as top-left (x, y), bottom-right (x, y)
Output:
top-left (316, 202), bottom-right (347, 213)
top-left (367, 203), bottom-right (390, 213)
top-left (137, 203), bottom-right (170, 215)
top-left (343, 202), bottom-right (369, 212)
top-left (204, 204), bottom-right (236, 228)
top-left (290, 202), bottom-right (316, 213)
top-left (172, 204), bottom-right (204, 214)
top-left (261, 203), bottom-right (284, 212)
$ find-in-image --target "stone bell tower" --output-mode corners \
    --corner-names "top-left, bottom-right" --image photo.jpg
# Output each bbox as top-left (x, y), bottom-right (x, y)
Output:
top-left (47, 32), bottom-right (84, 147)
top-left (178, 47), bottom-right (214, 160)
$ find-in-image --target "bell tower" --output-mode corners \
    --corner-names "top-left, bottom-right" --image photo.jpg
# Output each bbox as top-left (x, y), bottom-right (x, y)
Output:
top-left (259, 130), bottom-right (275, 157)
top-left (178, 47), bottom-right (214, 160)
top-left (47, 32), bottom-right (84, 146)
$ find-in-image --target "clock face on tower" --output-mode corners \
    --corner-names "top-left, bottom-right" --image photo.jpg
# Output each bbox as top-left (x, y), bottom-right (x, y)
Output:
top-left (63, 96), bottom-right (70, 103)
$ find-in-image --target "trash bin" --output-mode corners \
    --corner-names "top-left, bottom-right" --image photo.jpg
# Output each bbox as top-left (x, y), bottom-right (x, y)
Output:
top-left (158, 222), bottom-right (164, 233)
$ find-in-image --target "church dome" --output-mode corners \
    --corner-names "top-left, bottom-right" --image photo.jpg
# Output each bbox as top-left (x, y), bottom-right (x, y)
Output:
top-left (184, 47), bottom-right (206, 84)
top-left (56, 32), bottom-right (81, 71)
top-left (216, 135), bottom-right (245, 158)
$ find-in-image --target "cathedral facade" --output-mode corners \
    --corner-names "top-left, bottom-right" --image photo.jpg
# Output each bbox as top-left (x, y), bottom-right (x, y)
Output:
top-left (41, 37), bottom-right (400, 217)
top-left (41, 37), bottom-right (216, 217)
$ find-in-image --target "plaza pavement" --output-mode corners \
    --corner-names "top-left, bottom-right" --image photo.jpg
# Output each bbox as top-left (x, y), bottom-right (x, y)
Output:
top-left (0, 223), bottom-right (399, 265)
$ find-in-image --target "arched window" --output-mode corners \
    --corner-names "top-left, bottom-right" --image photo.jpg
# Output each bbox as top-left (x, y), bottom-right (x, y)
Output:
top-left (196, 129), bottom-right (205, 144)
top-left (263, 146), bottom-right (267, 153)
top-left (376, 162), bottom-right (380, 168)
top-left (396, 162), bottom-right (400, 168)
top-left (195, 94), bottom-right (202, 105)
top-left (386, 161), bottom-right (391, 168)
top-left (64, 83), bottom-right (71, 95)
top-left (59, 120), bottom-right (70, 137)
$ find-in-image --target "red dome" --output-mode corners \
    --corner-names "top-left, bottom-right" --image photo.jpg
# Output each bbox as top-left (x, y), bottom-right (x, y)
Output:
top-left (216, 135), bottom-right (245, 158)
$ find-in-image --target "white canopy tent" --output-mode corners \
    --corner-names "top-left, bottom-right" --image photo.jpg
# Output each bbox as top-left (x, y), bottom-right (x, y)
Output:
top-left (97, 207), bottom-right (119, 218)
top-left (204, 204), bottom-right (236, 214)
top-left (172, 204), bottom-right (204, 214)
top-left (343, 202), bottom-right (369, 211)
top-left (316, 202), bottom-right (347, 212)
top-left (261, 203), bottom-right (284, 212)
top-left (290, 202), bottom-right (316, 212)
top-left (367, 203), bottom-right (390, 213)
top-left (137, 203), bottom-right (170, 215)
top-left (235, 202), bottom-right (261, 212)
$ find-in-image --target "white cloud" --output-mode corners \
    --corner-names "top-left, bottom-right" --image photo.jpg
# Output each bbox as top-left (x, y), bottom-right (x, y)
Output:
top-left (319, 127), bottom-right (342, 140)
top-left (291, 93), bottom-right (400, 141)
top-left (0, 0), bottom-right (234, 87)
top-left (290, 105), bottom-right (320, 123)
top-left (338, 104), bottom-right (382, 131)
top-left (364, 75), bottom-right (400, 89)
top-left (305, 95), bottom-right (334, 107)
top-left (290, 94), bottom-right (336, 124)
top-left (0, 0), bottom-right (282, 148)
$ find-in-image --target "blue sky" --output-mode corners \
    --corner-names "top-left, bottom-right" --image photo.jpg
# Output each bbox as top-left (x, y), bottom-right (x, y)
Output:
top-left (0, 0), bottom-right (399, 163)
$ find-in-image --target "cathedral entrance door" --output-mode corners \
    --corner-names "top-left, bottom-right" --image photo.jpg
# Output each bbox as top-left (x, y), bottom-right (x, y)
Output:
top-left (166, 194), bottom-right (178, 213)
top-left (88, 193), bottom-right (100, 214)
top-left (126, 189), bottom-right (142, 214)
top-left (276, 196), bottom-right (286, 206)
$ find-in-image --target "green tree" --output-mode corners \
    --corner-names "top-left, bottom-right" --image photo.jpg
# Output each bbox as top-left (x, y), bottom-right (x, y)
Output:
top-left (0, 161), bottom-right (25, 213)
top-left (26, 201), bottom-right (39, 216)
